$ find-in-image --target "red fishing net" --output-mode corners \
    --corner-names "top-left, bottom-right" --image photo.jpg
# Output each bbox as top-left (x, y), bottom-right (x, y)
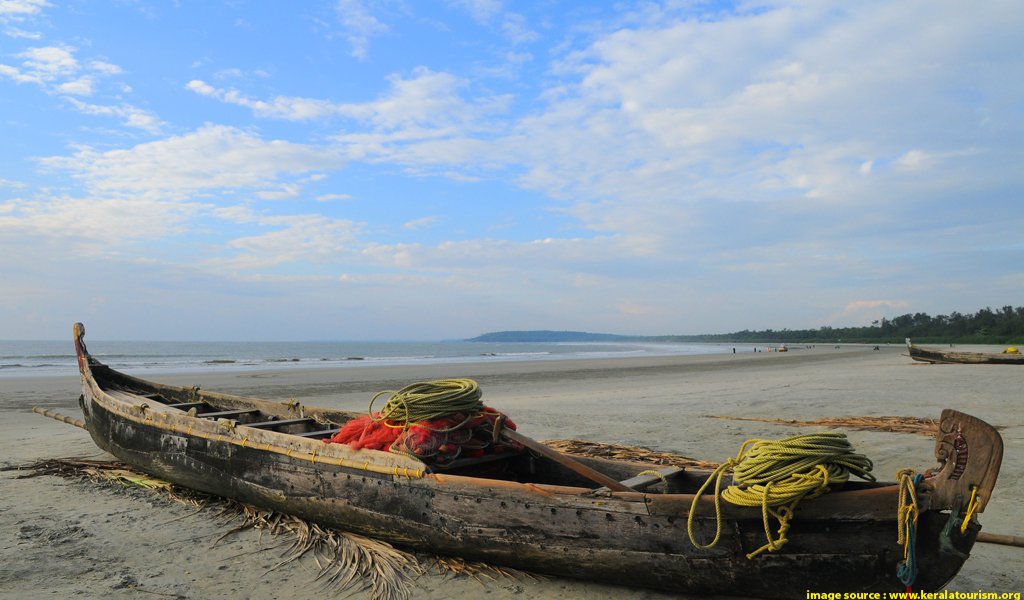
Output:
top-left (325, 407), bottom-right (522, 464)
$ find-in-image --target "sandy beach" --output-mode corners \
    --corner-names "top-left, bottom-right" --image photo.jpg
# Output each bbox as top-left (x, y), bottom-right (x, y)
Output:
top-left (2, 345), bottom-right (1021, 599)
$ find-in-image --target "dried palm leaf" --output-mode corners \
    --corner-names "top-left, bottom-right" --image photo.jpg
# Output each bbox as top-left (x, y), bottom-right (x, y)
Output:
top-left (545, 439), bottom-right (721, 470)
top-left (703, 414), bottom-right (940, 436)
top-left (90, 467), bottom-right (174, 490)
top-left (432, 556), bottom-right (541, 584)
top-left (13, 457), bottom-right (528, 600)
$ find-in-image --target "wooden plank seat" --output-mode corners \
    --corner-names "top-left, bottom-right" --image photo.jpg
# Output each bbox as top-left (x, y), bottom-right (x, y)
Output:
top-left (619, 466), bottom-right (684, 490)
top-left (593, 466), bottom-right (685, 493)
top-left (294, 428), bottom-right (341, 439)
top-left (165, 401), bottom-right (208, 410)
top-left (198, 408), bottom-right (260, 420)
top-left (244, 418), bottom-right (317, 429)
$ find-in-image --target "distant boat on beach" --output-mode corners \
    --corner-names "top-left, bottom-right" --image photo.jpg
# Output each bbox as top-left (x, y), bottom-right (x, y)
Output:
top-left (905, 339), bottom-right (1024, 365)
top-left (63, 322), bottom-right (1005, 597)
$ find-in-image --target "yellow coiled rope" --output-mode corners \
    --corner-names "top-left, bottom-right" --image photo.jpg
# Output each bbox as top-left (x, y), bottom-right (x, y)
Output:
top-left (688, 432), bottom-right (875, 559)
top-left (369, 378), bottom-right (483, 430)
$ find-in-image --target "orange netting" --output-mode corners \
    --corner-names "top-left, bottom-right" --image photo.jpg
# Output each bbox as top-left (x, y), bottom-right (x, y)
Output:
top-left (325, 407), bottom-right (522, 464)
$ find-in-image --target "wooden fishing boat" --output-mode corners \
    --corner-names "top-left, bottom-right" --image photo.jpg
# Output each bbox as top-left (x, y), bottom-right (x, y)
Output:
top-left (906, 339), bottom-right (1024, 365)
top-left (73, 324), bottom-right (1002, 597)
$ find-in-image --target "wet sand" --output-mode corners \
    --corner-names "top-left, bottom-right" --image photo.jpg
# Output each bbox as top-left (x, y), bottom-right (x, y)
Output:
top-left (2, 345), bottom-right (1021, 599)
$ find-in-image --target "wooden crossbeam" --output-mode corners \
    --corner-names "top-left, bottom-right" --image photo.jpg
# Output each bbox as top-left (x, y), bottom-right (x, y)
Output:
top-left (245, 418), bottom-right (317, 429)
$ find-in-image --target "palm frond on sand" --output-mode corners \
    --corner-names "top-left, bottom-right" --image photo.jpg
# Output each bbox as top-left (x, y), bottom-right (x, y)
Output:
top-left (702, 415), bottom-right (940, 436)
top-left (432, 556), bottom-right (542, 584)
top-left (8, 457), bottom-right (530, 600)
top-left (218, 503), bottom-right (422, 600)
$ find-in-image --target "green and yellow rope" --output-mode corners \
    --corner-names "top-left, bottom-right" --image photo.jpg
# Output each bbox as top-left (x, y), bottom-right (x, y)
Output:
top-left (688, 432), bottom-right (875, 559)
top-left (369, 378), bottom-right (483, 431)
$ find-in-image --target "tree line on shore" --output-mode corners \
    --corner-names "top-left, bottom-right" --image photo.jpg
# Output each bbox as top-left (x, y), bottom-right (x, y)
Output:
top-left (469, 306), bottom-right (1024, 345)
top-left (657, 305), bottom-right (1024, 344)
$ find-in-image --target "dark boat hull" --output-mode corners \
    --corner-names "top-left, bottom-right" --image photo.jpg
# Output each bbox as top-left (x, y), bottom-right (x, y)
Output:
top-left (906, 339), bottom-right (1024, 365)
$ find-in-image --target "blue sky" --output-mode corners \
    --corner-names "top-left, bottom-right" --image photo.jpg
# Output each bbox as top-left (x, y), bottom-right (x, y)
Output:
top-left (1, 0), bottom-right (1022, 341)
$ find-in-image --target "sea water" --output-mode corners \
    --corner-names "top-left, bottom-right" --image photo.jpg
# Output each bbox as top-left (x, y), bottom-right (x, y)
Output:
top-left (0, 339), bottom-right (730, 378)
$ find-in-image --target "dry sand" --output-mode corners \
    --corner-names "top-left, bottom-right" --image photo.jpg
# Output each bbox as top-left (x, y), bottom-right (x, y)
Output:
top-left (1, 345), bottom-right (1021, 599)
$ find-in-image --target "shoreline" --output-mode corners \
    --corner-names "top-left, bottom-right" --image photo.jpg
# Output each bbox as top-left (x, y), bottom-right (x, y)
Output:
top-left (0, 339), bottom-right (934, 382)
top-left (2, 345), bottom-right (1021, 598)
top-left (0, 343), bottom-right (887, 406)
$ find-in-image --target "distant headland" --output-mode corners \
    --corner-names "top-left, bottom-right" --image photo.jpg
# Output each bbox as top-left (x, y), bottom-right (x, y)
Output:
top-left (466, 306), bottom-right (1024, 344)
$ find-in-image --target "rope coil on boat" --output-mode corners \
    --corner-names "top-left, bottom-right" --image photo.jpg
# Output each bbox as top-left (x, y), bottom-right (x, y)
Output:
top-left (688, 432), bottom-right (875, 559)
top-left (330, 379), bottom-right (521, 464)
top-left (369, 379), bottom-right (483, 429)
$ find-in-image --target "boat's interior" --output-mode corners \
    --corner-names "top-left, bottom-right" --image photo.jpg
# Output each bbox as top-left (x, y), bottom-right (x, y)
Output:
top-left (88, 362), bottom-right (889, 495)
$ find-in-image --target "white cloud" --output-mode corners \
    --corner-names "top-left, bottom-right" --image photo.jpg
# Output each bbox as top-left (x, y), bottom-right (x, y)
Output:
top-left (188, 68), bottom-right (511, 130)
top-left (500, 12), bottom-right (537, 44)
top-left (402, 215), bottom-right (439, 230)
top-left (895, 149), bottom-right (930, 170)
top-left (316, 193), bottom-right (353, 202)
top-left (64, 97), bottom-right (163, 133)
top-left (446, 1), bottom-right (535, 44)
top-left (0, 195), bottom-right (204, 250)
top-left (210, 205), bottom-right (261, 224)
top-left (87, 60), bottom-right (123, 76)
top-left (18, 45), bottom-right (78, 79)
top-left (255, 183), bottom-right (303, 200)
top-left (360, 235), bottom-right (626, 271)
top-left (0, 44), bottom-right (130, 103)
top-left (827, 299), bottom-right (913, 326)
top-left (0, 177), bottom-right (28, 189)
top-left (335, 0), bottom-right (388, 60)
top-left (447, 0), bottom-right (502, 23)
top-left (56, 75), bottom-right (95, 95)
top-left (843, 300), bottom-right (911, 314)
top-left (0, 61), bottom-right (34, 83)
top-left (210, 214), bottom-right (364, 270)
top-left (3, 26), bottom-right (41, 39)
top-left (894, 148), bottom-right (984, 172)
top-left (363, 67), bottom-right (510, 130)
top-left (187, 79), bottom-right (343, 120)
top-left (0, 0), bottom-right (48, 19)
top-left (39, 125), bottom-right (346, 200)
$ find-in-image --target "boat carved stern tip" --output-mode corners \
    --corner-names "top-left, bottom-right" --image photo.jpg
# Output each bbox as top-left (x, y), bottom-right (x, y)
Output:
top-left (921, 409), bottom-right (1003, 518)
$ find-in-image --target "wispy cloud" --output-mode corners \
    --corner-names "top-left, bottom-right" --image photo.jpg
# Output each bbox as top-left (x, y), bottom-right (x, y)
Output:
top-left (316, 193), bottom-right (353, 202)
top-left (0, 195), bottom-right (204, 250)
top-left (447, 0), bottom-right (536, 44)
top-left (335, 0), bottom-right (389, 60)
top-left (402, 215), bottom-right (440, 230)
top-left (187, 67), bottom-right (512, 129)
top-left (1, 45), bottom-right (78, 86)
top-left (186, 79), bottom-right (344, 120)
top-left (209, 214), bottom-right (365, 271)
top-left (0, 0), bottom-right (49, 20)
top-left (39, 125), bottom-right (345, 200)
top-left (3, 26), bottom-right (41, 38)
top-left (64, 97), bottom-right (164, 133)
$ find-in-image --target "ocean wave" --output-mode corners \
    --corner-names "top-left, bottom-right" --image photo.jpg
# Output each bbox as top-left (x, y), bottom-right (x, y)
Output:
top-left (0, 339), bottom-right (727, 378)
top-left (0, 354), bottom-right (75, 360)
